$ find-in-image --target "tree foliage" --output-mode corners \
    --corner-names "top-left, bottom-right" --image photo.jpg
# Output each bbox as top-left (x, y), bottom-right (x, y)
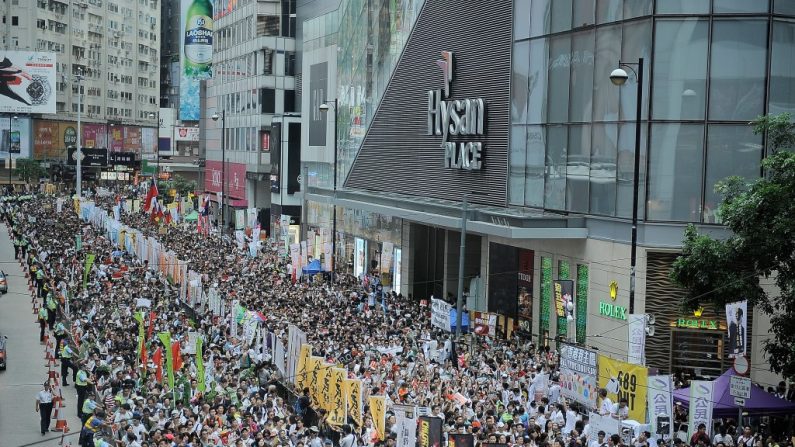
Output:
top-left (13, 158), bottom-right (45, 184)
top-left (670, 113), bottom-right (795, 377)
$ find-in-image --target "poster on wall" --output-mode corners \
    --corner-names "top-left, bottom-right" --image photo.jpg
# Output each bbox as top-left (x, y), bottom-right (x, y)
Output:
top-left (393, 248), bottom-right (402, 295)
top-left (32, 120), bottom-right (80, 160)
top-left (309, 62), bottom-right (328, 146)
top-left (180, 0), bottom-right (214, 120)
top-left (725, 300), bottom-right (747, 358)
top-left (0, 51), bottom-right (56, 114)
top-left (560, 345), bottom-right (598, 409)
top-left (0, 116), bottom-right (31, 158)
top-left (381, 241), bottom-right (394, 274)
top-left (81, 124), bottom-right (107, 148)
top-left (354, 237), bottom-right (365, 278)
top-left (554, 280), bottom-right (575, 318)
top-left (597, 355), bottom-right (648, 423)
top-left (517, 249), bottom-right (534, 334)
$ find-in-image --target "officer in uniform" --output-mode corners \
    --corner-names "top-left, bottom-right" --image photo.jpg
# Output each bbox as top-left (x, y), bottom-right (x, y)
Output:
top-left (36, 264), bottom-right (45, 298)
top-left (80, 395), bottom-right (98, 424)
top-left (35, 381), bottom-right (54, 435)
top-left (60, 342), bottom-right (77, 386)
top-left (13, 234), bottom-right (21, 259)
top-left (38, 306), bottom-right (48, 343)
top-left (45, 293), bottom-right (57, 330)
top-left (75, 361), bottom-right (92, 416)
top-left (53, 321), bottom-right (67, 359)
top-left (79, 409), bottom-right (108, 447)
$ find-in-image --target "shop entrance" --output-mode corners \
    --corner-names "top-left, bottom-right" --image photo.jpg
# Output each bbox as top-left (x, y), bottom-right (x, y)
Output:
top-left (670, 328), bottom-right (726, 379)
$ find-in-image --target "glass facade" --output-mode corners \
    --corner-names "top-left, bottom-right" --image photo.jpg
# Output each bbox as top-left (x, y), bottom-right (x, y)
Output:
top-left (510, 0), bottom-right (791, 223)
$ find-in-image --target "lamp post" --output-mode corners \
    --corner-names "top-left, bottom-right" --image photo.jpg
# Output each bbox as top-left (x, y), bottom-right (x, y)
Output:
top-left (75, 71), bottom-right (84, 197)
top-left (149, 112), bottom-right (160, 183)
top-left (211, 110), bottom-right (226, 234)
top-left (319, 99), bottom-right (338, 283)
top-left (610, 58), bottom-right (644, 315)
top-left (7, 114), bottom-right (17, 189)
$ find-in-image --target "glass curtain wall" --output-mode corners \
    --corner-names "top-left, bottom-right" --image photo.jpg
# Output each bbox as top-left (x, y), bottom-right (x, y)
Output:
top-left (510, 0), bottom-right (786, 223)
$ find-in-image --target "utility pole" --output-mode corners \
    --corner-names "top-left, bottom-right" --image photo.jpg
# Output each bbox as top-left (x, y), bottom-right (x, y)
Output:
top-left (455, 194), bottom-right (468, 339)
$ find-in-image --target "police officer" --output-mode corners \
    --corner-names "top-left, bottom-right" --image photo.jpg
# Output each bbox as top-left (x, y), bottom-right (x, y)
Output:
top-left (75, 361), bottom-right (92, 416)
top-left (38, 306), bottom-right (48, 343)
top-left (13, 234), bottom-right (21, 259)
top-left (45, 292), bottom-right (57, 330)
top-left (36, 264), bottom-right (46, 298)
top-left (35, 381), bottom-right (54, 435)
top-left (79, 409), bottom-right (108, 447)
top-left (80, 394), bottom-right (98, 424)
top-left (60, 342), bottom-right (76, 386)
top-left (53, 321), bottom-right (67, 359)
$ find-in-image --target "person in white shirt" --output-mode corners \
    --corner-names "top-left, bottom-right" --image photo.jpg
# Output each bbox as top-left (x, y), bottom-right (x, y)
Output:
top-left (35, 382), bottom-right (54, 436)
top-left (598, 389), bottom-right (614, 416)
top-left (612, 397), bottom-right (629, 419)
top-left (589, 431), bottom-right (608, 447)
top-left (549, 380), bottom-right (562, 404)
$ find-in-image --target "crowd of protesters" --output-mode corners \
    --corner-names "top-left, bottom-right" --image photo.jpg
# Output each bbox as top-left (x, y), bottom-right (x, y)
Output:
top-left (3, 188), bottom-right (795, 447)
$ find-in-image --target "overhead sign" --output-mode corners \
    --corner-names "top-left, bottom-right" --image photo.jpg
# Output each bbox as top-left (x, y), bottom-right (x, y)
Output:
top-left (729, 375), bottom-right (751, 399)
top-left (67, 147), bottom-right (108, 167)
top-left (109, 151), bottom-right (136, 166)
top-left (0, 51), bottom-right (56, 114)
top-left (427, 51), bottom-right (486, 171)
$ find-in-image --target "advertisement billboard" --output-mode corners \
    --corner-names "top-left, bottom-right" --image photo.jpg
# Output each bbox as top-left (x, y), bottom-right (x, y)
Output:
top-left (204, 160), bottom-right (247, 199)
top-left (123, 127), bottom-right (142, 152)
top-left (517, 249), bottom-right (533, 334)
top-left (0, 116), bottom-right (31, 158)
top-left (174, 126), bottom-right (200, 141)
top-left (81, 123), bottom-right (107, 148)
top-left (0, 51), bottom-right (56, 114)
top-left (141, 127), bottom-right (157, 156)
top-left (180, 0), bottom-right (214, 120)
top-left (32, 120), bottom-right (78, 160)
top-left (309, 62), bottom-right (328, 146)
top-left (159, 107), bottom-right (175, 154)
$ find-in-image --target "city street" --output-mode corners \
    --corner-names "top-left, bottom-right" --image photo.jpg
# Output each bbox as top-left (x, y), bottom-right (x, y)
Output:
top-left (0, 225), bottom-right (81, 447)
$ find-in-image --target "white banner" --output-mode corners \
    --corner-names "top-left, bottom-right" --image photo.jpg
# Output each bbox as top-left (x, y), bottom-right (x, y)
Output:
top-left (726, 300), bottom-right (747, 358)
top-left (588, 412), bottom-right (620, 439)
top-left (274, 337), bottom-right (286, 376)
top-left (393, 404), bottom-right (417, 447)
top-left (0, 51), bottom-right (57, 114)
top-left (560, 345), bottom-right (598, 409)
top-left (286, 325), bottom-right (307, 381)
top-left (688, 380), bottom-right (714, 439)
top-left (382, 241), bottom-right (394, 274)
top-left (648, 375), bottom-right (674, 440)
top-left (431, 298), bottom-right (452, 332)
top-left (323, 242), bottom-right (333, 272)
top-left (628, 314), bottom-right (646, 365)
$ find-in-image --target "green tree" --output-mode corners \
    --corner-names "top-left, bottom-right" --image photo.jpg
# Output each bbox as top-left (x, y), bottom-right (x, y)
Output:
top-left (670, 113), bottom-right (795, 377)
top-left (171, 174), bottom-right (197, 197)
top-left (13, 158), bottom-right (45, 184)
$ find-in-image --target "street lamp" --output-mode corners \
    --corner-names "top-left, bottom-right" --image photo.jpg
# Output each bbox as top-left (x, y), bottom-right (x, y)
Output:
top-left (211, 110), bottom-right (226, 234)
top-left (319, 99), bottom-right (338, 283)
top-left (75, 71), bottom-right (84, 197)
top-left (149, 112), bottom-right (160, 183)
top-left (610, 58), bottom-right (644, 315)
top-left (7, 114), bottom-right (17, 189)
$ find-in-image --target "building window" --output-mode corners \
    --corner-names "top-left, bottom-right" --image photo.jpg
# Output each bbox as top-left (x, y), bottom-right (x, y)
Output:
top-left (284, 90), bottom-right (295, 113)
top-left (11, 16), bottom-right (18, 26)
top-left (647, 123), bottom-right (704, 222)
top-left (261, 88), bottom-right (275, 114)
top-left (285, 52), bottom-right (296, 76)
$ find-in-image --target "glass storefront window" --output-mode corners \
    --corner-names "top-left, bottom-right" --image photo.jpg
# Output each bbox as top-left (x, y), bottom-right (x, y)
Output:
top-left (551, 0), bottom-right (573, 33)
top-left (547, 35), bottom-right (572, 123)
top-left (590, 123), bottom-right (618, 216)
top-left (592, 25), bottom-right (621, 122)
top-left (770, 20), bottom-right (795, 115)
top-left (656, 0), bottom-right (710, 14)
top-left (512, 41), bottom-right (530, 124)
top-left (714, 0), bottom-right (769, 13)
top-left (545, 125), bottom-right (568, 210)
top-left (525, 125), bottom-right (546, 207)
top-left (704, 125), bottom-right (762, 223)
top-left (620, 20), bottom-right (651, 121)
top-left (709, 20), bottom-right (767, 121)
top-left (648, 124), bottom-right (704, 221)
top-left (567, 124), bottom-right (591, 213)
top-left (570, 30), bottom-right (595, 123)
top-left (527, 38), bottom-right (549, 124)
top-left (623, 0), bottom-right (652, 19)
top-left (509, 125), bottom-right (527, 205)
top-left (775, 0), bottom-right (795, 14)
top-left (653, 20), bottom-right (708, 121)
top-left (529, 0), bottom-right (551, 38)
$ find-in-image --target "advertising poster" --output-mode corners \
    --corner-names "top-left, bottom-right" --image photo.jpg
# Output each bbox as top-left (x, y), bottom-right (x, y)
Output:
top-left (417, 416), bottom-right (442, 447)
top-left (0, 116), bottom-right (30, 158)
top-left (554, 279), bottom-right (574, 318)
top-left (354, 237), bottom-right (365, 278)
top-left (110, 125), bottom-right (124, 152)
top-left (560, 345), bottom-right (598, 409)
top-left (688, 380), bottom-right (714, 438)
top-left (647, 375), bottom-right (674, 440)
top-left (141, 127), bottom-right (157, 156)
top-left (124, 127), bottom-right (142, 153)
top-left (309, 62), bottom-right (328, 146)
top-left (381, 241), bottom-right (394, 274)
top-left (0, 51), bottom-right (57, 114)
top-left (393, 248), bottom-right (402, 294)
top-left (32, 120), bottom-right (79, 159)
top-left (597, 355), bottom-right (648, 422)
top-left (517, 248), bottom-right (534, 334)
top-left (181, 0), bottom-right (214, 120)
top-left (726, 300), bottom-right (747, 358)
top-left (81, 123), bottom-right (107, 148)
top-left (159, 107), bottom-right (175, 154)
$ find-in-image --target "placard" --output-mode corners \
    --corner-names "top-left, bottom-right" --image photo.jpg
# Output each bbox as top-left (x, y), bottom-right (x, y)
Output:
top-left (560, 345), bottom-right (598, 408)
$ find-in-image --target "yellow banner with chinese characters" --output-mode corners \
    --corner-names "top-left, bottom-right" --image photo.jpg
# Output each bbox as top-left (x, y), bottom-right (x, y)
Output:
top-left (345, 378), bottom-right (363, 427)
top-left (326, 367), bottom-right (347, 426)
top-left (316, 361), bottom-right (333, 411)
top-left (597, 354), bottom-right (648, 422)
top-left (307, 356), bottom-right (322, 405)
top-left (369, 395), bottom-right (387, 441)
top-left (295, 344), bottom-right (312, 390)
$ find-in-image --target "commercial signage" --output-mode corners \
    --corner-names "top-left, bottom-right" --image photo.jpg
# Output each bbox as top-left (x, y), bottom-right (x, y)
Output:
top-left (516, 249), bottom-right (533, 334)
top-left (599, 301), bottom-right (627, 320)
top-left (109, 151), bottom-right (136, 166)
top-left (427, 51), bottom-right (486, 171)
top-left (0, 116), bottom-right (31, 158)
top-left (676, 318), bottom-right (719, 329)
top-left (598, 355), bottom-right (648, 422)
top-left (180, 0), bottom-right (213, 120)
top-left (560, 345), bottom-right (598, 408)
top-left (0, 51), bottom-right (56, 114)
top-left (67, 147), bottom-right (108, 167)
top-left (554, 279), bottom-right (574, 318)
top-left (174, 126), bottom-right (200, 142)
top-left (204, 160), bottom-right (246, 199)
top-left (308, 62), bottom-right (328, 146)
top-left (726, 300), bottom-right (747, 358)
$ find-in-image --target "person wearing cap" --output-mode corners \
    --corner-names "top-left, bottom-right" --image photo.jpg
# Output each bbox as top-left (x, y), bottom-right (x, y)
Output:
top-left (309, 426), bottom-right (323, 447)
top-left (60, 341), bottom-right (77, 386)
top-left (75, 361), bottom-right (92, 416)
top-left (35, 381), bottom-right (54, 436)
top-left (80, 395), bottom-right (99, 424)
top-left (80, 409), bottom-right (108, 447)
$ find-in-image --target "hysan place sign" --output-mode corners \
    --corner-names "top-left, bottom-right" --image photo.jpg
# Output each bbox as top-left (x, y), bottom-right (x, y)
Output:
top-left (427, 51), bottom-right (486, 171)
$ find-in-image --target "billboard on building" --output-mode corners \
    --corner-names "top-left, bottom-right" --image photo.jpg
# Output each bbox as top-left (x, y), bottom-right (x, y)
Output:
top-left (159, 107), bottom-right (175, 154)
top-left (0, 51), bottom-right (56, 114)
top-left (180, 0), bottom-right (214, 120)
top-left (0, 116), bottom-right (31, 158)
top-left (32, 120), bottom-right (76, 160)
top-left (204, 160), bottom-right (247, 199)
top-left (309, 62), bottom-right (328, 146)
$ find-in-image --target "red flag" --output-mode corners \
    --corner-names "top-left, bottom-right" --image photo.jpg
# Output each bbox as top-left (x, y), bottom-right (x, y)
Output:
top-left (153, 347), bottom-right (163, 383)
top-left (140, 341), bottom-right (148, 367)
top-left (147, 311), bottom-right (156, 340)
top-left (143, 182), bottom-right (158, 212)
top-left (171, 341), bottom-right (183, 371)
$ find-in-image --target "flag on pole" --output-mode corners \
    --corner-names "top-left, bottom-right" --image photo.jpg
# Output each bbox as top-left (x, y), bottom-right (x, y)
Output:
top-left (153, 346), bottom-right (163, 383)
top-left (83, 253), bottom-right (96, 289)
top-left (196, 336), bottom-right (205, 392)
top-left (172, 341), bottom-right (183, 371)
top-left (144, 182), bottom-right (158, 213)
top-left (158, 332), bottom-right (175, 389)
top-left (134, 312), bottom-right (146, 377)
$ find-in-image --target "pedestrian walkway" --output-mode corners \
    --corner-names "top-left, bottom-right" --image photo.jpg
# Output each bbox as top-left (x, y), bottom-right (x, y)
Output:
top-left (0, 224), bottom-right (81, 447)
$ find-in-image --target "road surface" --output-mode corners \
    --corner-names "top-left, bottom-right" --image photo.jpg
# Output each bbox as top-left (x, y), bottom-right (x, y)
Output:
top-left (0, 224), bottom-right (82, 447)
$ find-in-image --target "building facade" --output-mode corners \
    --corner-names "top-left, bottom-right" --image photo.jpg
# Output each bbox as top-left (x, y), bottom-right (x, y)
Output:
top-left (301, 0), bottom-right (795, 386)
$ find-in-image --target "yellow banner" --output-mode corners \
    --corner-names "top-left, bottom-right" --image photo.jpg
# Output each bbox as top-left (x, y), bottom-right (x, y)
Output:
top-left (295, 344), bottom-right (312, 390)
top-left (317, 361), bottom-right (333, 411)
top-left (597, 355), bottom-right (648, 422)
top-left (369, 395), bottom-right (386, 441)
top-left (327, 368), bottom-right (347, 426)
top-left (307, 356), bottom-right (322, 406)
top-left (345, 378), bottom-right (363, 427)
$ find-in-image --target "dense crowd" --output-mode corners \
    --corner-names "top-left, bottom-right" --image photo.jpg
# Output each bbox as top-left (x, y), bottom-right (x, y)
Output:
top-left (4, 190), bottom-right (794, 447)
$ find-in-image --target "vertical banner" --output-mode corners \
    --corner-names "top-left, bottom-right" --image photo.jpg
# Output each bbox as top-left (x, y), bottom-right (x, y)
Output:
top-left (294, 344), bottom-right (312, 390)
top-left (290, 243), bottom-right (301, 280)
top-left (354, 238), bottom-right (365, 277)
top-left (323, 242), bottom-right (333, 272)
top-left (196, 336), bottom-right (205, 392)
top-left (597, 355), bottom-right (648, 422)
top-left (382, 241), bottom-right (394, 274)
top-left (688, 380), bottom-right (714, 438)
top-left (517, 249), bottom-right (534, 334)
top-left (559, 345), bottom-right (598, 409)
top-left (726, 300), bottom-right (747, 358)
top-left (309, 357), bottom-right (324, 408)
top-left (448, 434), bottom-right (475, 447)
top-left (418, 416), bottom-right (443, 447)
top-left (393, 404), bottom-right (417, 447)
top-left (345, 378), bottom-right (363, 427)
top-left (83, 253), bottom-right (96, 288)
top-left (647, 375), bottom-right (673, 440)
top-left (286, 325), bottom-right (307, 381)
top-left (180, 0), bottom-right (213, 120)
top-left (134, 312), bottom-right (146, 374)
top-left (369, 395), bottom-right (386, 441)
top-left (327, 367), bottom-right (347, 426)
top-left (274, 338), bottom-right (286, 375)
top-left (553, 279), bottom-right (575, 318)
top-left (315, 361), bottom-right (331, 410)
top-left (627, 314), bottom-right (647, 365)
top-left (158, 332), bottom-right (175, 389)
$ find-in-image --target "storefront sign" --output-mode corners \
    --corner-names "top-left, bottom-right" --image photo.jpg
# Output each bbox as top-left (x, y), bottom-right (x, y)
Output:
top-left (426, 51), bottom-right (486, 171)
top-left (204, 160), bottom-right (247, 199)
top-left (675, 318), bottom-right (718, 329)
top-left (599, 301), bottom-right (627, 320)
top-left (554, 280), bottom-right (574, 318)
